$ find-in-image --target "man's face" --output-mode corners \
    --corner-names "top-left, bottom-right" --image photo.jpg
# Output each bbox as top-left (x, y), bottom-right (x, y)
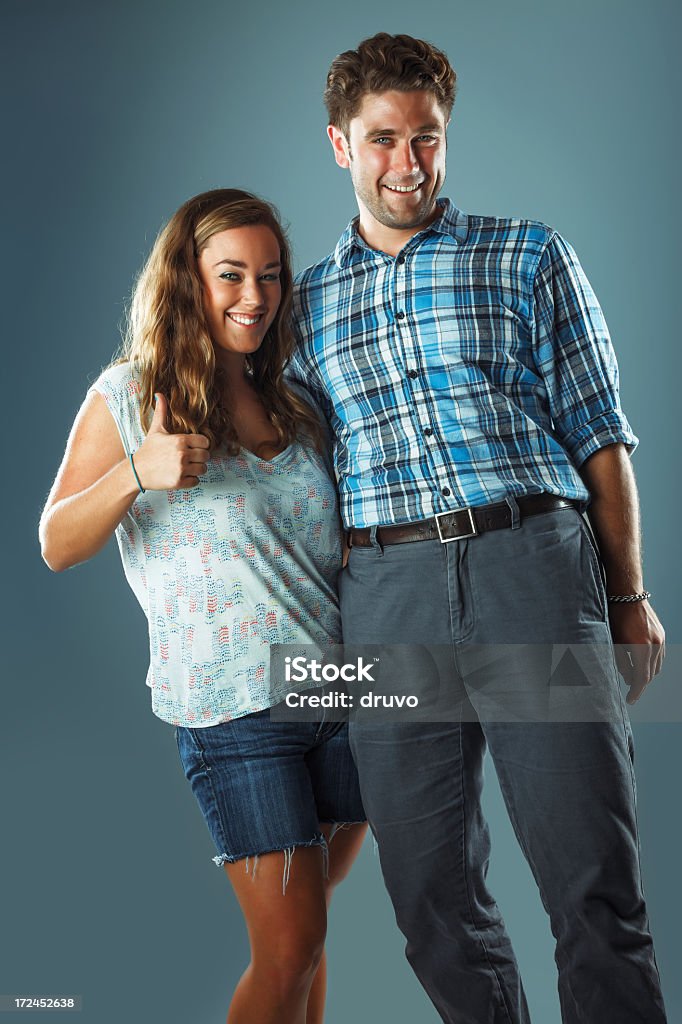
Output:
top-left (329, 89), bottom-right (448, 239)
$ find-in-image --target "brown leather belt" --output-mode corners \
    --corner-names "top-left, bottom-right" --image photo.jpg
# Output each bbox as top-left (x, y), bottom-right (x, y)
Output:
top-left (348, 495), bottom-right (579, 547)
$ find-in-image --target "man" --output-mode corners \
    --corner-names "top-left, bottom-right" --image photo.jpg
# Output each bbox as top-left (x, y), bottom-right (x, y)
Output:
top-left (288, 32), bottom-right (667, 1024)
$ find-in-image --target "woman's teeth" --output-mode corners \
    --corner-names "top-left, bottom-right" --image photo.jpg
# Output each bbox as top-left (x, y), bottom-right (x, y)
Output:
top-left (227, 313), bottom-right (262, 326)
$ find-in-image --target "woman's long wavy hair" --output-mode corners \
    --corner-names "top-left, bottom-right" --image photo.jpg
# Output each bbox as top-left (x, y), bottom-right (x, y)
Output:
top-left (118, 188), bottom-right (322, 454)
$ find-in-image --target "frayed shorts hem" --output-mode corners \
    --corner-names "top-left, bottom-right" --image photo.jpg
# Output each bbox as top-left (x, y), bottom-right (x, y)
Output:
top-left (214, 832), bottom-right (337, 894)
top-left (211, 817), bottom-right (366, 867)
top-left (212, 831), bottom-right (327, 867)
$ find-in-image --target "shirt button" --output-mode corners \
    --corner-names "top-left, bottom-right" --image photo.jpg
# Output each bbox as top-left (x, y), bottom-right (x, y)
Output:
top-left (407, 369), bottom-right (419, 380)
top-left (396, 311), bottom-right (406, 320)
top-left (424, 427), bottom-right (433, 436)
top-left (442, 487), bottom-right (451, 497)
top-left (397, 255), bottom-right (406, 264)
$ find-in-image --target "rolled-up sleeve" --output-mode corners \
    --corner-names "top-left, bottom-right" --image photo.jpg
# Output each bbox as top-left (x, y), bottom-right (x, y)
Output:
top-left (531, 231), bottom-right (638, 466)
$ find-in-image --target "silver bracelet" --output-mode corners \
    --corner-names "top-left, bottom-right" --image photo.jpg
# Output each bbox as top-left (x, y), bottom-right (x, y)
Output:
top-left (607, 590), bottom-right (651, 604)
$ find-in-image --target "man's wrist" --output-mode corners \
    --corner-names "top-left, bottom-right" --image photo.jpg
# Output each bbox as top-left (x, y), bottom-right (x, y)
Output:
top-left (600, 565), bottom-right (644, 594)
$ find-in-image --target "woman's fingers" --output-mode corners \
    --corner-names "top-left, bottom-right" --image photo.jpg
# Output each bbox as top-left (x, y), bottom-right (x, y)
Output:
top-left (135, 430), bottom-right (211, 490)
top-left (186, 433), bottom-right (210, 449)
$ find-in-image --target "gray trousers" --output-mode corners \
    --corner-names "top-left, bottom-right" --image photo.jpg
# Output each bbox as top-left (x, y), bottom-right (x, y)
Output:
top-left (340, 502), bottom-right (666, 1024)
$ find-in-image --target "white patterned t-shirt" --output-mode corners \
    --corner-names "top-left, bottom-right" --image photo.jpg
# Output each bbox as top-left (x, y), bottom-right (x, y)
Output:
top-left (90, 362), bottom-right (342, 727)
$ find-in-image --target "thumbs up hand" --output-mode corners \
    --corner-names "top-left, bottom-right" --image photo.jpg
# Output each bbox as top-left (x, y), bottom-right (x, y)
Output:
top-left (131, 394), bottom-right (211, 491)
top-left (148, 392), bottom-right (170, 435)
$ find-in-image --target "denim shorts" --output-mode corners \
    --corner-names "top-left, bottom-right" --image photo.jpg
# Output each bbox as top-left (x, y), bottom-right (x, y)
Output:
top-left (176, 709), bottom-right (365, 867)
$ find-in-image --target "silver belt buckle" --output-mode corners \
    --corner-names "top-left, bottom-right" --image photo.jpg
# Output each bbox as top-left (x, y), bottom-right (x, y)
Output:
top-left (435, 507), bottom-right (478, 543)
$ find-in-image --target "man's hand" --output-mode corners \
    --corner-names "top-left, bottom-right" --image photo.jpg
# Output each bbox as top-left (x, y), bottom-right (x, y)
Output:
top-left (579, 443), bottom-right (665, 704)
top-left (609, 600), bottom-right (665, 704)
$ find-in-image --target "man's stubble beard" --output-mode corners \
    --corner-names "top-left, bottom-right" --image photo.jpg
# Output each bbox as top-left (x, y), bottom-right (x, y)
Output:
top-left (348, 150), bottom-right (443, 232)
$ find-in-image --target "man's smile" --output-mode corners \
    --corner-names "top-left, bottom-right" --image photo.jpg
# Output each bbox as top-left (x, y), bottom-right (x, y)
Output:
top-left (383, 181), bottom-right (423, 193)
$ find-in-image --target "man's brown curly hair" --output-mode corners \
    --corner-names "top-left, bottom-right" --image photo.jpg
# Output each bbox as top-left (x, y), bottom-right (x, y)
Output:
top-left (324, 32), bottom-right (457, 138)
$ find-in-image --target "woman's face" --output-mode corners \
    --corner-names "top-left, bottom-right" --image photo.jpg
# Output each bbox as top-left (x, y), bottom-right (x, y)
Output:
top-left (197, 224), bottom-right (282, 369)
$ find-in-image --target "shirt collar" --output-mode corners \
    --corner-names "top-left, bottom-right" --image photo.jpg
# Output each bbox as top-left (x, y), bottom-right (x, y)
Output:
top-left (333, 197), bottom-right (469, 268)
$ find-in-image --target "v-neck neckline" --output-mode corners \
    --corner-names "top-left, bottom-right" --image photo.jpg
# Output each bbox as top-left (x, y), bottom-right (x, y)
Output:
top-left (240, 443), bottom-right (294, 466)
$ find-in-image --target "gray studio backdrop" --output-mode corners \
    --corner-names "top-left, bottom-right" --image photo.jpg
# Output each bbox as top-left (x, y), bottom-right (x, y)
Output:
top-left (3, 1), bottom-right (680, 1022)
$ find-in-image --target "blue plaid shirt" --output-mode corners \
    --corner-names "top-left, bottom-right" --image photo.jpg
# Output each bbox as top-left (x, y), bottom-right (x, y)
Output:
top-left (289, 198), bottom-right (637, 528)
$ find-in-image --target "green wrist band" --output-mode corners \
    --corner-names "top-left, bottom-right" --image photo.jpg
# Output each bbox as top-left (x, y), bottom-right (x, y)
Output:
top-left (129, 452), bottom-right (146, 493)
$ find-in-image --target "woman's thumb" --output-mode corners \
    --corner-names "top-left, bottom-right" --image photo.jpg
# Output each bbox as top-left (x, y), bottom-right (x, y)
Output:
top-left (149, 393), bottom-right (169, 433)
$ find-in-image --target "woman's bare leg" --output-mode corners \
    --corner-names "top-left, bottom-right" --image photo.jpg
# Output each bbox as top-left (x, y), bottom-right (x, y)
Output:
top-left (224, 845), bottom-right (328, 1024)
top-left (306, 823), bottom-right (368, 1024)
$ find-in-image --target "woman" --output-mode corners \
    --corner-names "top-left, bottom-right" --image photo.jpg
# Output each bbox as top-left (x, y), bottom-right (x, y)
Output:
top-left (39, 188), bottom-right (367, 1024)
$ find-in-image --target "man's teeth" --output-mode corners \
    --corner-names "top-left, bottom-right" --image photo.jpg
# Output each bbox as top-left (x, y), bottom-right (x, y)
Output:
top-left (228, 313), bottom-right (262, 325)
top-left (384, 183), bottom-right (421, 193)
